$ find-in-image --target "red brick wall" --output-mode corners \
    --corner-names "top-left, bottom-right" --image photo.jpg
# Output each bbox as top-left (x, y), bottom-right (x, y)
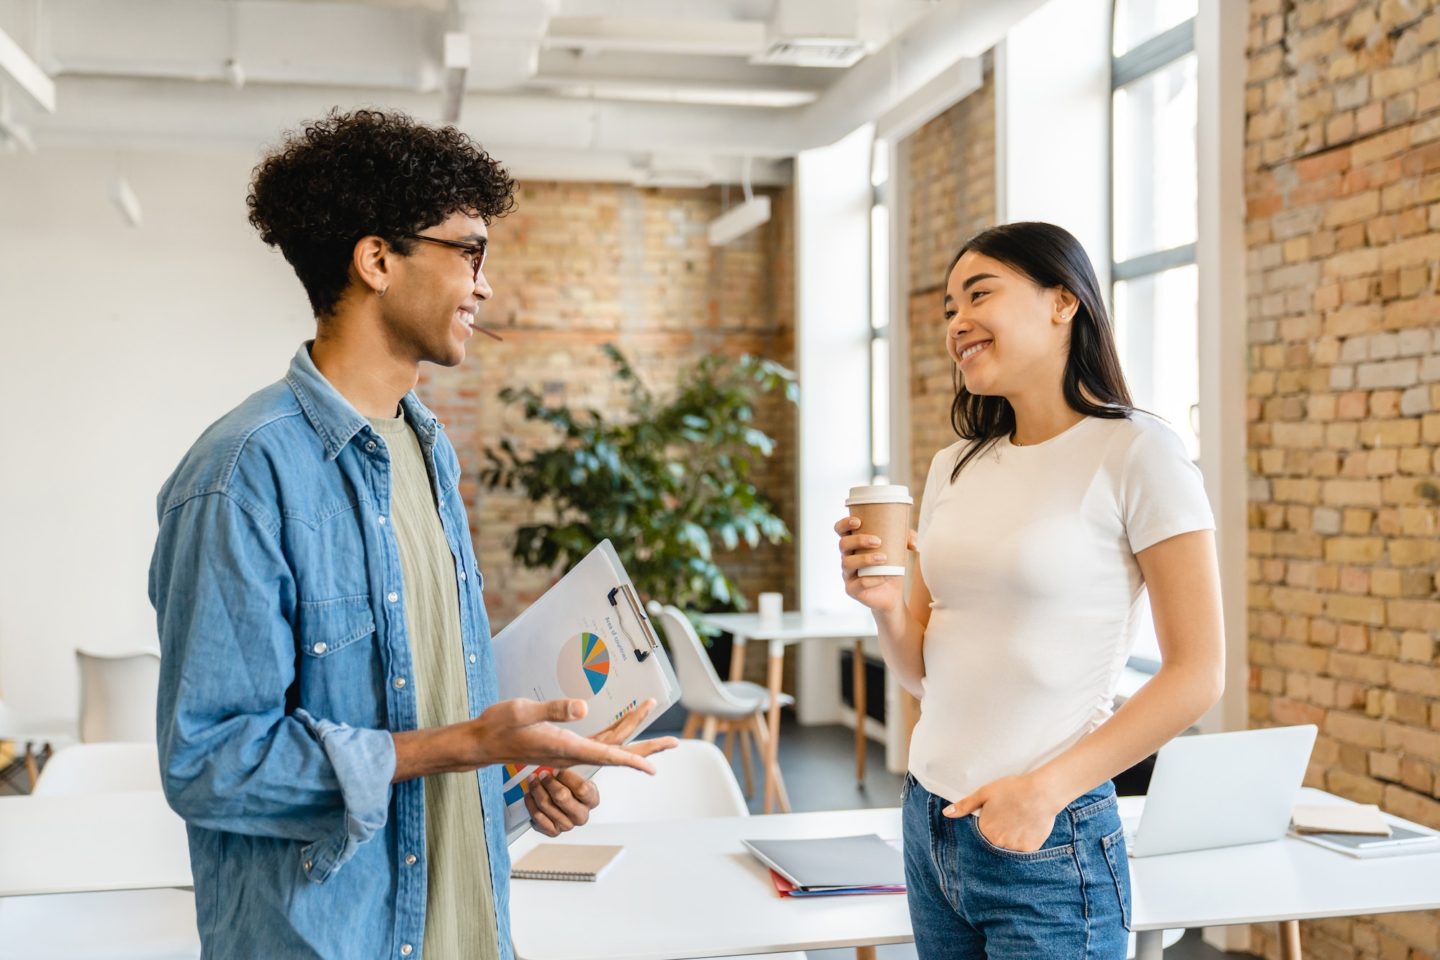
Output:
top-left (904, 67), bottom-right (997, 502)
top-left (421, 181), bottom-right (796, 629)
top-left (1245, 1), bottom-right (1440, 956)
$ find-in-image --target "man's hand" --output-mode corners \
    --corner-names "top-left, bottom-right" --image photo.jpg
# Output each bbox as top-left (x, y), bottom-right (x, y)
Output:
top-left (392, 696), bottom-right (677, 783)
top-left (522, 698), bottom-right (679, 836)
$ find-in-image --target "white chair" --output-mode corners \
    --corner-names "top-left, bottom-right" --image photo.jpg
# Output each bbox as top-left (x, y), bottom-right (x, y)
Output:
top-left (648, 603), bottom-right (793, 812)
top-left (588, 740), bottom-right (805, 960)
top-left (0, 742), bottom-right (199, 960)
top-left (77, 649), bottom-right (160, 744)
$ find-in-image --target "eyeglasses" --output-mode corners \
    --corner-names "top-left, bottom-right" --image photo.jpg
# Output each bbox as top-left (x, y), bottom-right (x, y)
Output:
top-left (402, 233), bottom-right (488, 283)
top-left (399, 232), bottom-right (504, 341)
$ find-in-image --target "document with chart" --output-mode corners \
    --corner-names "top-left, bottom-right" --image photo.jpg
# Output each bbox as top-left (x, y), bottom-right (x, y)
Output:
top-left (492, 540), bottom-right (681, 837)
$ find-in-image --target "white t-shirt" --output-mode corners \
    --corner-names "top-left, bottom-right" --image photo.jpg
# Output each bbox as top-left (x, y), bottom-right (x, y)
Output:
top-left (909, 411), bottom-right (1214, 803)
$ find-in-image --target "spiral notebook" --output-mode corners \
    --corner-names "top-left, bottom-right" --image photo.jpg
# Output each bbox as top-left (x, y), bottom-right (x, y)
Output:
top-left (511, 844), bottom-right (624, 882)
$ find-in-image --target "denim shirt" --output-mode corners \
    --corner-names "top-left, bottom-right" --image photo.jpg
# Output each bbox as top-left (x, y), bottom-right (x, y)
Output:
top-left (149, 343), bottom-right (512, 960)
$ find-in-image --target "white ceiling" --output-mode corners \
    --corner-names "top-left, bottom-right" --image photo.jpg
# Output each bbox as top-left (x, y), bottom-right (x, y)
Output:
top-left (0, 0), bottom-right (1040, 184)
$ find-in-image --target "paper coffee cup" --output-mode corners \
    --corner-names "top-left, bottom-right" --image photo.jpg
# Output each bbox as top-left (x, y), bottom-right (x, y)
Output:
top-left (845, 484), bottom-right (913, 577)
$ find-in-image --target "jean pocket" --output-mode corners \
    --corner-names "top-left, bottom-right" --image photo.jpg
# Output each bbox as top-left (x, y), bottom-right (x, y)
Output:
top-left (1101, 824), bottom-right (1133, 929)
top-left (298, 595), bottom-right (377, 658)
top-left (966, 813), bottom-right (1076, 862)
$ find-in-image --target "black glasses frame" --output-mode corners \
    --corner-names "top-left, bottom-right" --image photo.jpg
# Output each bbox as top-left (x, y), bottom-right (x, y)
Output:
top-left (402, 233), bottom-right (488, 282)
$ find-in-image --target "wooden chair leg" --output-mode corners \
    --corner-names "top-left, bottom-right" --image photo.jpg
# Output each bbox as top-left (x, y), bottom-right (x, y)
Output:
top-left (738, 728), bottom-right (755, 797)
top-left (23, 743), bottom-right (38, 791)
top-left (855, 948), bottom-right (877, 960)
top-left (724, 721), bottom-right (738, 765)
top-left (681, 713), bottom-right (700, 739)
top-left (1279, 920), bottom-right (1302, 960)
top-left (750, 713), bottom-right (791, 813)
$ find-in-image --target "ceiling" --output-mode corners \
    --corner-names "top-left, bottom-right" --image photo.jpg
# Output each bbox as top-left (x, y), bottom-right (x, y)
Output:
top-left (0, 0), bottom-right (1040, 184)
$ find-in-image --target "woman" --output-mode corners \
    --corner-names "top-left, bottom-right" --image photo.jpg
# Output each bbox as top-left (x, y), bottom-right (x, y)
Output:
top-left (835, 222), bottom-right (1224, 958)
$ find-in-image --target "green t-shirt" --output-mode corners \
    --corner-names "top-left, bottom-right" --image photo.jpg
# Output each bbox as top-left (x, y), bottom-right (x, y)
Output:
top-left (368, 413), bottom-right (497, 960)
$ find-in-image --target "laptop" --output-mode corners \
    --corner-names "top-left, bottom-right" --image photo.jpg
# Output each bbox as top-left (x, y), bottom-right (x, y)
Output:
top-left (1124, 724), bottom-right (1317, 858)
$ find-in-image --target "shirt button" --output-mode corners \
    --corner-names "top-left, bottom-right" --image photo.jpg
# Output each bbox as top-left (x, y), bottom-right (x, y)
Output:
top-left (304, 860), bottom-right (312, 871)
top-left (378, 515), bottom-right (387, 525)
top-left (394, 676), bottom-right (407, 689)
top-left (459, 570), bottom-right (467, 582)
top-left (365, 440), bottom-right (377, 452)
top-left (312, 642), bottom-right (327, 655)
top-left (387, 591), bottom-right (399, 603)
top-left (405, 853), bottom-right (417, 866)
top-left (468, 653), bottom-right (477, 664)
top-left (401, 945), bottom-right (413, 957)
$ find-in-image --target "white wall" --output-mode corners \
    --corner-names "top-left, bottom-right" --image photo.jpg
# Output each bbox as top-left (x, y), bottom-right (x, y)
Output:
top-left (793, 123), bottom-right (874, 726)
top-left (994, 0), bottom-right (1112, 289)
top-left (0, 146), bottom-right (312, 730)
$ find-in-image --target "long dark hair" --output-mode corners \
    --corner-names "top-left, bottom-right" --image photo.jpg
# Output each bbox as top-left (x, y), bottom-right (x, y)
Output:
top-left (947, 221), bottom-right (1133, 481)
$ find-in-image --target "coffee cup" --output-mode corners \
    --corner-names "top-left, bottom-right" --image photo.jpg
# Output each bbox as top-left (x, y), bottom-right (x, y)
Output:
top-left (844, 484), bottom-right (913, 577)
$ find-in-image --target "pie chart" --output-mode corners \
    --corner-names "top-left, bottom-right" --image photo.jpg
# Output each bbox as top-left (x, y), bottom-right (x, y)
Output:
top-left (557, 631), bottom-right (611, 700)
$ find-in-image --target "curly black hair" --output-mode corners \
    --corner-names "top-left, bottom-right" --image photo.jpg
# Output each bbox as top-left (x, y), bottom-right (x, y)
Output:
top-left (247, 108), bottom-right (516, 318)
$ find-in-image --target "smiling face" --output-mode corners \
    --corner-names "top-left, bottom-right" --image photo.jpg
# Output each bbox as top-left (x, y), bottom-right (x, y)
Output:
top-left (380, 210), bottom-right (493, 368)
top-left (944, 250), bottom-right (1076, 399)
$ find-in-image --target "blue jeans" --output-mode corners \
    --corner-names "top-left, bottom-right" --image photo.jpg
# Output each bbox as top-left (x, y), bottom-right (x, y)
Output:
top-left (902, 774), bottom-right (1132, 959)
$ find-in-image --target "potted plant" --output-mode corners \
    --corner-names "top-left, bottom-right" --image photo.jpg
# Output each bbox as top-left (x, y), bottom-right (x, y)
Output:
top-left (480, 344), bottom-right (797, 621)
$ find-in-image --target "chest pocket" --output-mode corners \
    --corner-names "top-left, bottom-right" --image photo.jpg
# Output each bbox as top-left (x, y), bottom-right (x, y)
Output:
top-left (296, 595), bottom-right (384, 726)
top-left (297, 595), bottom-right (376, 658)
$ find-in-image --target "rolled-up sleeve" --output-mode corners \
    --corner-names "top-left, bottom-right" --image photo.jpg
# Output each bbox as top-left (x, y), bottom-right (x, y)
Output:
top-left (149, 489), bottom-right (394, 883)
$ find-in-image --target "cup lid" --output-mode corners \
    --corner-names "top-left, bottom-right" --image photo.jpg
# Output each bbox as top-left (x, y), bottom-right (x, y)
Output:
top-left (845, 483), bottom-right (913, 506)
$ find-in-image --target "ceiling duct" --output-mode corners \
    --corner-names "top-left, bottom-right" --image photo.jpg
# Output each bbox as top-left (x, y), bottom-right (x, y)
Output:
top-left (753, 0), bottom-right (866, 68)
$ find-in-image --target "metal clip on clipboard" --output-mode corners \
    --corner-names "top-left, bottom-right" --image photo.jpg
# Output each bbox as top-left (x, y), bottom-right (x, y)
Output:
top-left (607, 585), bottom-right (660, 662)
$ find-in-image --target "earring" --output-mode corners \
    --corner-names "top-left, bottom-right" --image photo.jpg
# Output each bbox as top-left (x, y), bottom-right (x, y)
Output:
top-left (377, 287), bottom-right (388, 299)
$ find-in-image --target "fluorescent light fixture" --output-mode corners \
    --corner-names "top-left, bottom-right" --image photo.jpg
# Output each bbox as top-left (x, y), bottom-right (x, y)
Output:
top-left (441, 31), bottom-right (470, 123)
top-left (0, 26), bottom-right (55, 113)
top-left (110, 177), bottom-right (143, 228)
top-left (707, 195), bottom-right (771, 246)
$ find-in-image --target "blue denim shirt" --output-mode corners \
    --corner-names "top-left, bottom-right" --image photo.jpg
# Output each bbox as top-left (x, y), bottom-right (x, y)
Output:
top-left (149, 343), bottom-right (512, 960)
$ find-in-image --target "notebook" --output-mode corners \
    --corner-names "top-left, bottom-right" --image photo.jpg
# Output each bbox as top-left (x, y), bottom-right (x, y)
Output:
top-left (511, 844), bottom-right (624, 882)
top-left (1291, 803), bottom-right (1391, 836)
top-left (1291, 823), bottom-right (1440, 859)
top-left (742, 835), bottom-right (905, 891)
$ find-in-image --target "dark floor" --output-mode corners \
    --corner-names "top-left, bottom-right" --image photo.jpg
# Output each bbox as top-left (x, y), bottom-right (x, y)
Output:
top-left (723, 717), bottom-right (1250, 960)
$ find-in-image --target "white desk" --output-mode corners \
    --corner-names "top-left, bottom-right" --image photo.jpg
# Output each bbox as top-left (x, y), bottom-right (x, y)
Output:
top-left (1125, 787), bottom-right (1440, 959)
top-left (511, 791), bottom-right (1440, 960)
top-left (510, 807), bottom-right (908, 960)
top-left (694, 611), bottom-right (878, 813)
top-left (0, 792), bottom-right (191, 897)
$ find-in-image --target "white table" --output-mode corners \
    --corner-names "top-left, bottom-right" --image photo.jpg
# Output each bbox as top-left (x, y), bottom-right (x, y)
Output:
top-left (1125, 787), bottom-right (1440, 959)
top-left (694, 611), bottom-right (878, 813)
top-left (0, 791), bottom-right (192, 897)
top-left (511, 790), bottom-right (1440, 960)
top-left (510, 807), bottom-right (908, 960)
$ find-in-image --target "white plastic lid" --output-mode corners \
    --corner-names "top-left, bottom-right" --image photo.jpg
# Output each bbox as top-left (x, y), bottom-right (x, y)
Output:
top-left (845, 484), bottom-right (913, 506)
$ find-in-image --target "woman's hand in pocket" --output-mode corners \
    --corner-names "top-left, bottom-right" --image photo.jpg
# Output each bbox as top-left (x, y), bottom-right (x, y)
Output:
top-left (942, 774), bottom-right (1065, 853)
top-left (833, 517), bottom-right (915, 615)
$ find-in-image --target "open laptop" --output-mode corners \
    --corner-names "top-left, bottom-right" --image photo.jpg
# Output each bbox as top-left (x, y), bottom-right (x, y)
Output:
top-left (1124, 724), bottom-right (1317, 857)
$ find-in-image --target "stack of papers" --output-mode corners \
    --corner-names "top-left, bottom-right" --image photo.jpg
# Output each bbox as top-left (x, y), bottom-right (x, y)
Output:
top-left (742, 835), bottom-right (906, 898)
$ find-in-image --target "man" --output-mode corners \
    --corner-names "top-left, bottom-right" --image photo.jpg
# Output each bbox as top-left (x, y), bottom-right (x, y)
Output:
top-left (149, 109), bottom-right (674, 960)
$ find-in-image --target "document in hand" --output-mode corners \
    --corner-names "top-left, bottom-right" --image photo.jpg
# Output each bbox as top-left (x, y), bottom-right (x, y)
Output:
top-left (742, 835), bottom-right (906, 893)
top-left (493, 541), bottom-right (681, 837)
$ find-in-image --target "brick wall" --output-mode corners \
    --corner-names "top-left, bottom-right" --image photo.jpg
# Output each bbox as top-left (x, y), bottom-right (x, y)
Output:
top-left (1245, 1), bottom-right (1440, 956)
top-left (905, 67), bottom-right (997, 502)
top-left (421, 180), bottom-right (796, 630)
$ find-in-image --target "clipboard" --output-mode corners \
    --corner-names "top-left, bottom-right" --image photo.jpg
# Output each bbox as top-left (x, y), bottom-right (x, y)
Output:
top-left (491, 540), bottom-right (681, 838)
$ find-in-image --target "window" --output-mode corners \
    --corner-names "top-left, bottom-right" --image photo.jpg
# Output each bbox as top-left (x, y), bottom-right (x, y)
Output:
top-left (1112, 0), bottom-right (1199, 461)
top-left (1112, 0), bottom-right (1198, 671)
top-left (869, 136), bottom-right (892, 483)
